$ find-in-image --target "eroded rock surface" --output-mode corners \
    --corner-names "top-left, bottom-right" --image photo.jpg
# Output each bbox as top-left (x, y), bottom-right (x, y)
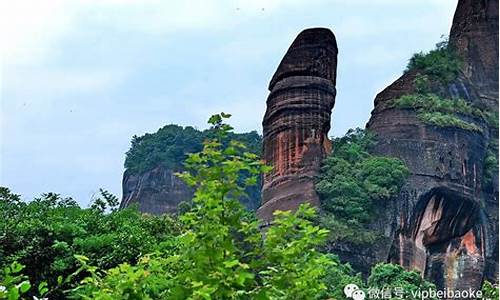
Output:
top-left (120, 166), bottom-right (194, 214)
top-left (257, 28), bottom-right (337, 222)
top-left (364, 0), bottom-right (498, 290)
top-left (121, 165), bottom-right (262, 214)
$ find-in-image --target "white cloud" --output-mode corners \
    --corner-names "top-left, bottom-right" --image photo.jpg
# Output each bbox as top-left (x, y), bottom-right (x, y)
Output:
top-left (0, 0), bottom-right (314, 67)
top-left (5, 67), bottom-right (125, 97)
top-left (0, 0), bottom-right (74, 65)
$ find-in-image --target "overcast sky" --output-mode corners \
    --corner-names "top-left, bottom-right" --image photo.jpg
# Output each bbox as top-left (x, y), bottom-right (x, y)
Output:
top-left (1, 0), bottom-right (457, 205)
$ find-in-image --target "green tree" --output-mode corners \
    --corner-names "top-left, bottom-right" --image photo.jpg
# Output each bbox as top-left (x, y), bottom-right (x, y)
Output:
top-left (316, 128), bottom-right (410, 244)
top-left (0, 189), bottom-right (180, 299)
top-left (367, 263), bottom-right (436, 300)
top-left (406, 38), bottom-right (462, 84)
top-left (71, 113), bottom-right (335, 299)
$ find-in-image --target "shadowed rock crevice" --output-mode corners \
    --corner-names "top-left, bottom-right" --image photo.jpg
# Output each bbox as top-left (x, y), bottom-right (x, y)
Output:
top-left (404, 188), bottom-right (486, 289)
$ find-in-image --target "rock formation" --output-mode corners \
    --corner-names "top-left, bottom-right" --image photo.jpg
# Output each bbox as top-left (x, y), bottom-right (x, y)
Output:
top-left (120, 166), bottom-right (194, 214)
top-left (364, 0), bottom-right (498, 290)
top-left (450, 0), bottom-right (499, 111)
top-left (256, 0), bottom-right (497, 290)
top-left (257, 28), bottom-right (338, 222)
top-left (121, 165), bottom-right (262, 214)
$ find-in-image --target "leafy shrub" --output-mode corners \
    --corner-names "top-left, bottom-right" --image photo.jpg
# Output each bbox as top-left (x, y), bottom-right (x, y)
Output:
top-left (0, 262), bottom-right (32, 300)
top-left (390, 92), bottom-right (493, 133)
top-left (368, 263), bottom-right (436, 300)
top-left (482, 281), bottom-right (499, 300)
top-left (406, 38), bottom-right (462, 84)
top-left (315, 128), bottom-right (409, 244)
top-left (0, 188), bottom-right (180, 299)
top-left (320, 255), bottom-right (364, 300)
top-left (71, 113), bottom-right (335, 299)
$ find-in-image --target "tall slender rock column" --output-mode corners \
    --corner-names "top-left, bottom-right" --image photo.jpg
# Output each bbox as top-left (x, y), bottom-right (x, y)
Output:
top-left (257, 28), bottom-right (338, 222)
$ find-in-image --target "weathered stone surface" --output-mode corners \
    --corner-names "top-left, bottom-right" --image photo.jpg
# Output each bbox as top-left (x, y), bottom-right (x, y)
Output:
top-left (450, 0), bottom-right (499, 111)
top-left (120, 166), bottom-right (194, 214)
top-left (257, 28), bottom-right (337, 222)
top-left (120, 166), bottom-right (262, 215)
top-left (362, 0), bottom-right (498, 290)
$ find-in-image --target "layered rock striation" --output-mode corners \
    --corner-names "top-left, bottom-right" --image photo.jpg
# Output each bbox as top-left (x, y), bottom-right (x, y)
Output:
top-left (120, 166), bottom-right (194, 214)
top-left (121, 166), bottom-right (262, 214)
top-left (257, 28), bottom-right (338, 222)
top-left (365, 0), bottom-right (498, 290)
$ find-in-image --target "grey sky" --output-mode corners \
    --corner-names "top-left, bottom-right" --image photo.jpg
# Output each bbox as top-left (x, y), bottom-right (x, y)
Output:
top-left (1, 0), bottom-right (457, 205)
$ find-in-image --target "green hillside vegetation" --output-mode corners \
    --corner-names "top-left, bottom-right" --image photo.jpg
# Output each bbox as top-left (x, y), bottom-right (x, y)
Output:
top-left (124, 124), bottom-right (262, 174)
top-left (400, 37), bottom-right (499, 188)
top-left (405, 38), bottom-right (462, 84)
top-left (315, 128), bottom-right (410, 245)
top-left (0, 188), bottom-right (180, 299)
top-left (393, 38), bottom-right (497, 133)
top-left (0, 115), bottom-right (442, 300)
top-left (390, 90), bottom-right (487, 133)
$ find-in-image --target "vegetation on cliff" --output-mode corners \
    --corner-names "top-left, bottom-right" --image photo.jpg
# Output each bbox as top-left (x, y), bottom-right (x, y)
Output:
top-left (399, 36), bottom-right (499, 192)
top-left (124, 124), bottom-right (261, 174)
top-left (484, 138), bottom-right (499, 191)
top-left (406, 38), bottom-right (462, 84)
top-left (315, 128), bottom-right (410, 244)
top-left (390, 89), bottom-right (485, 133)
top-left (392, 38), bottom-right (496, 133)
top-left (125, 125), bottom-right (205, 173)
top-left (1, 115), bottom-right (441, 299)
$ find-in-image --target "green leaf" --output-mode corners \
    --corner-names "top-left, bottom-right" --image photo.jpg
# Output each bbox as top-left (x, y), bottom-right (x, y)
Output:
top-left (19, 281), bottom-right (31, 293)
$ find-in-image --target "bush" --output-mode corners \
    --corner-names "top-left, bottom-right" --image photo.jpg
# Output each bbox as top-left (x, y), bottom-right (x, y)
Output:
top-left (0, 262), bottom-right (32, 300)
top-left (390, 92), bottom-right (491, 133)
top-left (71, 113), bottom-right (335, 299)
top-left (367, 263), bottom-right (436, 300)
top-left (0, 188), bottom-right (180, 299)
top-left (315, 128), bottom-right (409, 244)
top-left (482, 281), bottom-right (499, 300)
top-left (406, 38), bottom-right (462, 84)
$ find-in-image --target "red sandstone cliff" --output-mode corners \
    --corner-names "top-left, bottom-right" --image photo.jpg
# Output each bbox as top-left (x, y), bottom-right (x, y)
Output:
top-left (258, 28), bottom-right (338, 222)
top-left (365, 0), bottom-right (498, 290)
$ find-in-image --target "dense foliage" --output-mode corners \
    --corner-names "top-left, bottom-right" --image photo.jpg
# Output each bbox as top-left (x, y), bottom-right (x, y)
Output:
top-left (0, 115), bottom-right (476, 299)
top-left (390, 90), bottom-right (486, 133)
top-left (367, 264), bottom-right (436, 300)
top-left (405, 38), bottom-right (462, 84)
top-left (124, 124), bottom-right (261, 174)
top-left (315, 128), bottom-right (410, 244)
top-left (482, 281), bottom-right (500, 300)
top-left (70, 113), bottom-right (335, 299)
top-left (0, 187), bottom-right (180, 299)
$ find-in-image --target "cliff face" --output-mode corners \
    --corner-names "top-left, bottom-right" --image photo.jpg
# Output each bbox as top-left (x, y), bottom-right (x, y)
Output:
top-left (365, 0), bottom-right (498, 290)
top-left (450, 0), bottom-right (499, 111)
top-left (121, 166), bottom-right (261, 214)
top-left (120, 166), bottom-right (194, 214)
top-left (257, 28), bottom-right (338, 222)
